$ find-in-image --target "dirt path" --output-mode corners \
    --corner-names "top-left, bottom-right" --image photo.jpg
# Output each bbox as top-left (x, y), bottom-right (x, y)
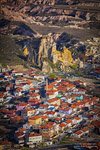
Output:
top-left (28, 23), bottom-right (100, 40)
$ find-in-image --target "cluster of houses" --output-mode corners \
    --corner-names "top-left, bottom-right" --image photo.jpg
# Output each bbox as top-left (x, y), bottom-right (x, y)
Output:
top-left (0, 68), bottom-right (100, 148)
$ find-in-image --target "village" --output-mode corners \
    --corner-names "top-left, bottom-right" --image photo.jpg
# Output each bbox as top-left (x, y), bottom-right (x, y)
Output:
top-left (0, 67), bottom-right (100, 150)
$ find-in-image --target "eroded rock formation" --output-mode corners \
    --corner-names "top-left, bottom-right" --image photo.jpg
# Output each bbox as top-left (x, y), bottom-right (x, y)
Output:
top-left (38, 33), bottom-right (74, 72)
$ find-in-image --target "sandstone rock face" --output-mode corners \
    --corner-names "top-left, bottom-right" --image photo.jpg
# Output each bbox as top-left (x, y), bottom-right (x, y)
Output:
top-left (38, 33), bottom-right (73, 72)
top-left (38, 34), bottom-right (55, 67)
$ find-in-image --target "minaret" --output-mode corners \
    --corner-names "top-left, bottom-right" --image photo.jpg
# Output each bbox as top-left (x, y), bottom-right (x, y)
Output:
top-left (46, 78), bottom-right (48, 91)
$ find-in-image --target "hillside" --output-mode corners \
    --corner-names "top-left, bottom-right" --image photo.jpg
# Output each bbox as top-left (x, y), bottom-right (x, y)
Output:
top-left (1, 0), bottom-right (100, 28)
top-left (0, 0), bottom-right (100, 72)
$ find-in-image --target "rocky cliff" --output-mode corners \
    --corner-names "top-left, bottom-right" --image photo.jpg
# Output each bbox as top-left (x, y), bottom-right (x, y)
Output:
top-left (37, 33), bottom-right (78, 72)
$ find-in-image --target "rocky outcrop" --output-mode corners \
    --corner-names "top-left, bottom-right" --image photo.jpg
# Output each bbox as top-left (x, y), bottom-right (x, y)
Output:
top-left (85, 37), bottom-right (100, 63)
top-left (38, 33), bottom-right (56, 67)
top-left (38, 33), bottom-right (74, 72)
top-left (37, 32), bottom-right (100, 73)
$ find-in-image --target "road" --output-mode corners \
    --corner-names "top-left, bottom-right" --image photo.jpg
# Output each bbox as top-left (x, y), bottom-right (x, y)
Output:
top-left (38, 143), bottom-right (81, 150)
top-left (28, 23), bottom-right (100, 41)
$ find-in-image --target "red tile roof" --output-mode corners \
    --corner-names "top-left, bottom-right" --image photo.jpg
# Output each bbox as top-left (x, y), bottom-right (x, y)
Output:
top-left (48, 98), bottom-right (59, 103)
top-left (74, 117), bottom-right (81, 120)
top-left (0, 93), bottom-right (4, 98)
top-left (71, 104), bottom-right (76, 108)
top-left (82, 127), bottom-right (89, 132)
top-left (66, 119), bottom-right (72, 124)
top-left (16, 128), bottom-right (26, 133)
top-left (40, 104), bottom-right (48, 108)
top-left (75, 130), bottom-right (83, 135)
top-left (41, 115), bottom-right (48, 120)
top-left (29, 133), bottom-right (41, 137)
top-left (60, 123), bottom-right (66, 127)
top-left (29, 115), bottom-right (41, 120)
top-left (45, 111), bottom-right (56, 115)
top-left (55, 117), bottom-right (61, 121)
top-left (92, 120), bottom-right (100, 127)
top-left (18, 102), bottom-right (27, 106)
top-left (40, 122), bottom-right (54, 129)
top-left (29, 93), bottom-right (39, 97)
top-left (15, 132), bottom-right (25, 137)
top-left (47, 90), bottom-right (58, 95)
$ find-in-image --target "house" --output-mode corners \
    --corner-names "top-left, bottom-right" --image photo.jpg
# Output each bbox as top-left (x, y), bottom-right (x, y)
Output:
top-left (81, 127), bottom-right (89, 135)
top-left (15, 127), bottom-right (27, 134)
top-left (76, 101), bottom-right (84, 109)
top-left (26, 108), bottom-right (35, 117)
top-left (56, 78), bottom-right (62, 83)
top-left (28, 115), bottom-right (42, 126)
top-left (60, 122), bottom-right (67, 131)
top-left (66, 119), bottom-right (72, 127)
top-left (92, 97), bottom-right (99, 103)
top-left (84, 98), bottom-right (90, 108)
top-left (18, 137), bottom-right (25, 146)
top-left (41, 115), bottom-right (48, 123)
top-left (55, 117), bottom-right (62, 123)
top-left (74, 80), bottom-right (87, 87)
top-left (76, 95), bottom-right (83, 101)
top-left (0, 73), bottom-right (4, 81)
top-left (39, 104), bottom-right (49, 111)
top-left (16, 103), bottom-right (28, 111)
top-left (48, 105), bottom-right (55, 111)
top-left (29, 93), bottom-right (40, 100)
top-left (22, 84), bottom-right (30, 92)
top-left (15, 127), bottom-right (26, 145)
top-left (45, 84), bottom-right (54, 91)
top-left (53, 123), bottom-right (60, 134)
top-left (0, 93), bottom-right (4, 105)
top-left (60, 81), bottom-right (75, 91)
top-left (73, 130), bottom-right (83, 138)
top-left (28, 98), bottom-right (41, 106)
top-left (65, 97), bottom-right (73, 104)
top-left (34, 75), bottom-right (45, 81)
top-left (46, 90), bottom-right (58, 99)
top-left (14, 87), bottom-right (23, 96)
top-left (60, 101), bottom-right (69, 108)
top-left (13, 72), bottom-right (23, 77)
top-left (71, 103), bottom-right (77, 112)
top-left (73, 117), bottom-right (82, 124)
top-left (34, 88), bottom-right (40, 93)
top-left (68, 95), bottom-right (76, 102)
top-left (52, 104), bottom-right (59, 109)
top-left (48, 98), bottom-right (61, 106)
top-left (15, 130), bottom-right (25, 146)
top-left (30, 87), bottom-right (35, 92)
top-left (78, 88), bottom-right (86, 94)
top-left (59, 107), bottom-right (72, 115)
top-left (57, 86), bottom-right (67, 93)
top-left (26, 133), bottom-right (42, 147)
top-left (92, 120), bottom-right (100, 130)
top-left (45, 111), bottom-right (57, 118)
top-left (11, 115), bottom-right (23, 123)
top-left (40, 122), bottom-right (55, 139)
